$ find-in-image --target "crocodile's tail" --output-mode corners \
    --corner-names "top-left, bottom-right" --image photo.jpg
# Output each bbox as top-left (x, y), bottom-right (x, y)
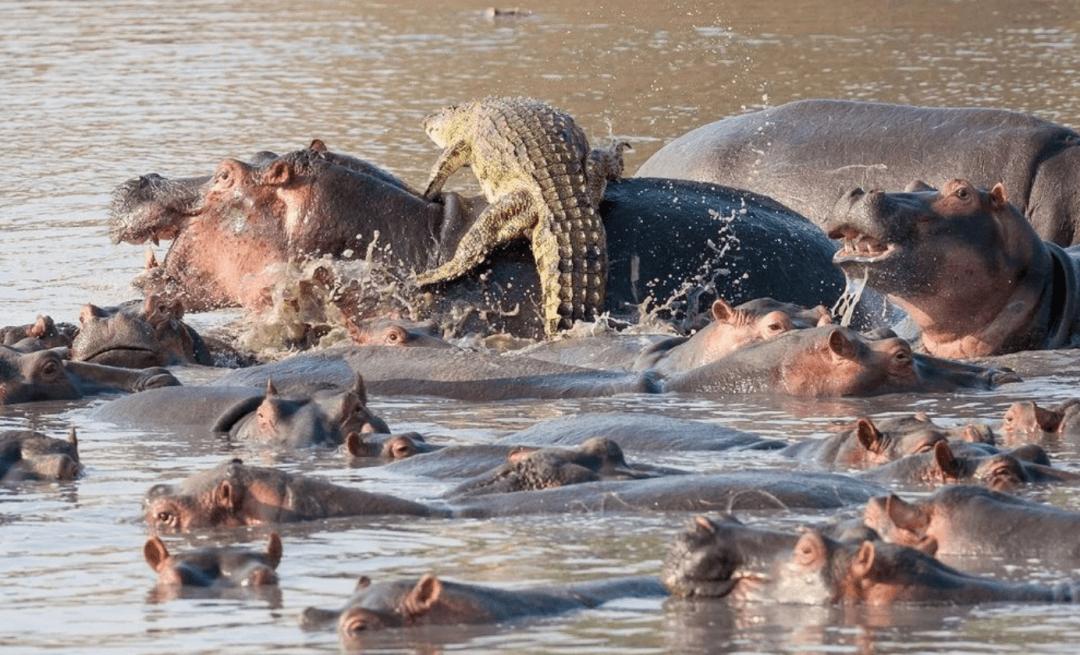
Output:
top-left (534, 201), bottom-right (607, 336)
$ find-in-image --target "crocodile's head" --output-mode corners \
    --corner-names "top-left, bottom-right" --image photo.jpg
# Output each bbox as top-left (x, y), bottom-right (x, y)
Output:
top-left (421, 104), bottom-right (462, 148)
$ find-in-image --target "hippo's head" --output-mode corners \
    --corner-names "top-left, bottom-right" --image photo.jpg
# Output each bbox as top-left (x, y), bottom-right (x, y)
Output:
top-left (703, 297), bottom-right (832, 361)
top-left (144, 533), bottom-right (282, 587)
top-left (1, 315), bottom-right (75, 353)
top-left (1001, 399), bottom-right (1080, 445)
top-left (71, 297), bottom-right (209, 368)
top-left (0, 429), bottom-right (81, 482)
top-left (886, 440), bottom-right (1053, 492)
top-left (346, 318), bottom-right (452, 349)
top-left (144, 459), bottom-right (257, 532)
top-left (863, 493), bottom-right (939, 555)
top-left (0, 347), bottom-right (81, 405)
top-left (344, 432), bottom-right (437, 460)
top-left (780, 327), bottom-right (921, 396)
top-left (825, 179), bottom-right (1036, 301)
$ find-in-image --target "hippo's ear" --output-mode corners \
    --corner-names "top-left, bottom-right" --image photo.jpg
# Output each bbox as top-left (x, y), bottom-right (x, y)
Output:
top-left (711, 298), bottom-right (735, 323)
top-left (265, 379), bottom-right (279, 398)
top-left (508, 446), bottom-right (539, 464)
top-left (793, 529), bottom-right (828, 569)
top-left (1033, 404), bottom-right (1063, 432)
top-left (826, 329), bottom-right (857, 361)
top-left (308, 139), bottom-right (327, 153)
top-left (339, 392), bottom-right (361, 426)
top-left (67, 427), bottom-right (78, 449)
top-left (266, 533), bottom-right (283, 569)
top-left (30, 315), bottom-right (52, 339)
top-left (932, 441), bottom-right (961, 480)
top-left (811, 305), bottom-right (833, 327)
top-left (402, 574), bottom-right (443, 619)
top-left (693, 515), bottom-right (718, 534)
top-left (850, 541), bottom-right (877, 580)
top-left (884, 494), bottom-right (929, 532)
top-left (904, 180), bottom-right (934, 193)
top-left (344, 432), bottom-right (366, 458)
top-left (989, 182), bottom-right (1009, 209)
top-left (353, 374), bottom-right (368, 406)
top-left (145, 248), bottom-right (159, 270)
top-left (214, 479), bottom-right (240, 511)
top-left (263, 159), bottom-right (292, 187)
top-left (143, 536), bottom-right (170, 572)
top-left (854, 418), bottom-right (884, 454)
top-left (256, 397), bottom-right (281, 433)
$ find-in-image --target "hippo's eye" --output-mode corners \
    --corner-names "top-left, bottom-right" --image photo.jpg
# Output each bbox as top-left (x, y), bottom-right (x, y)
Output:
top-left (156, 511), bottom-right (175, 525)
top-left (893, 351), bottom-right (911, 364)
top-left (767, 322), bottom-right (784, 333)
top-left (39, 360), bottom-right (61, 378)
top-left (385, 331), bottom-right (400, 343)
top-left (955, 187), bottom-right (969, 200)
top-left (913, 442), bottom-right (935, 454)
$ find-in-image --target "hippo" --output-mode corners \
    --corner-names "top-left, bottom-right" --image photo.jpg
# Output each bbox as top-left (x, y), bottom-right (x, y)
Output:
top-left (444, 437), bottom-right (683, 498)
top-left (144, 459), bottom-right (441, 532)
top-left (661, 514), bottom-right (1080, 605)
top-left (636, 99), bottom-right (1080, 246)
top-left (92, 377), bottom-right (387, 447)
top-left (452, 470), bottom-right (887, 517)
top-left (864, 486), bottom-right (1080, 561)
top-left (71, 296), bottom-right (212, 368)
top-left (345, 317), bottom-right (452, 349)
top-left (1000, 399), bottom-right (1080, 445)
top-left (0, 315), bottom-right (76, 353)
top-left (635, 297), bottom-right (832, 375)
top-left (345, 432), bottom-right (440, 461)
top-left (144, 533), bottom-right (281, 587)
top-left (300, 574), bottom-right (665, 645)
top-left (825, 179), bottom-right (1080, 357)
top-left (213, 328), bottom-right (1013, 401)
top-left (781, 414), bottom-right (994, 470)
top-left (0, 429), bottom-right (81, 482)
top-left (857, 440), bottom-right (1078, 491)
top-left (109, 142), bottom-right (850, 338)
top-left (494, 413), bottom-right (784, 452)
top-left (0, 346), bottom-right (179, 405)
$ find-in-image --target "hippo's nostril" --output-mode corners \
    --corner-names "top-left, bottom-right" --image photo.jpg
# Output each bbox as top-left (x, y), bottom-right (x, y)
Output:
top-left (847, 187), bottom-right (866, 200)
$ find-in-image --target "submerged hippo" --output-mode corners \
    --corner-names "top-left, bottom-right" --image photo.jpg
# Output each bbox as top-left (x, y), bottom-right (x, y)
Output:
top-left (93, 376), bottom-right (387, 447)
top-left (144, 533), bottom-right (282, 587)
top-left (0, 315), bottom-right (76, 353)
top-left (344, 432), bottom-right (440, 461)
top-left (144, 459), bottom-right (440, 532)
top-left (637, 99), bottom-right (1080, 246)
top-left (0, 429), bottom-right (81, 482)
top-left (71, 296), bottom-right (212, 368)
top-left (300, 574), bottom-right (665, 644)
top-left (662, 514), bottom-right (1080, 605)
top-left (110, 142), bottom-right (848, 338)
top-left (635, 297), bottom-right (832, 375)
top-left (825, 179), bottom-right (1080, 357)
top-left (864, 486), bottom-right (1080, 561)
top-left (345, 318), bottom-right (452, 349)
top-left (214, 328), bottom-right (1012, 401)
top-left (0, 346), bottom-right (179, 405)
top-left (857, 440), bottom-right (1077, 491)
top-left (1000, 399), bottom-right (1080, 445)
top-left (781, 414), bottom-right (993, 470)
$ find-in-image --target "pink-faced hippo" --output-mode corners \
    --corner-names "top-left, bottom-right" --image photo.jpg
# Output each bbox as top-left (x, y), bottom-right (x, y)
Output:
top-left (637, 99), bottom-right (1080, 246)
top-left (825, 179), bottom-right (1080, 357)
top-left (109, 142), bottom-right (849, 338)
top-left (1000, 399), bottom-right (1080, 445)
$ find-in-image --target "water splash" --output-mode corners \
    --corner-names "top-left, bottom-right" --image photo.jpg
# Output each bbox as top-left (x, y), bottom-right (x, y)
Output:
top-left (831, 268), bottom-right (869, 328)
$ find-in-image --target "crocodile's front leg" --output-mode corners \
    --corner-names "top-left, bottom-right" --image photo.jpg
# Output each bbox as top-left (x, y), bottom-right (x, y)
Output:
top-left (415, 188), bottom-right (536, 286)
top-left (423, 141), bottom-right (473, 201)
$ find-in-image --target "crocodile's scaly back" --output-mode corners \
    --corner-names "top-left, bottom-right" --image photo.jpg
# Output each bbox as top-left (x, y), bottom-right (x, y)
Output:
top-left (416, 97), bottom-right (609, 336)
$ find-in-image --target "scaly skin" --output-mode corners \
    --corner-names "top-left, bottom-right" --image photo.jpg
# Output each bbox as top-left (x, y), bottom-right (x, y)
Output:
top-left (417, 96), bottom-right (608, 335)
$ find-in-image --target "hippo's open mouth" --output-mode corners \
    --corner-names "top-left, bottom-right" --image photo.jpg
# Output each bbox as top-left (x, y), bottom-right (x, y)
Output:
top-left (828, 227), bottom-right (899, 264)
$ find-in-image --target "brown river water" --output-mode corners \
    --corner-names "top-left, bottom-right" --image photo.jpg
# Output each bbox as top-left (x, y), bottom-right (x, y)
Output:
top-left (5, 0), bottom-right (1080, 652)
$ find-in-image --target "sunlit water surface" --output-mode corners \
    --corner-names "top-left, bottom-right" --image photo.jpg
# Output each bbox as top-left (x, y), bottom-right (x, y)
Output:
top-left (4, 0), bottom-right (1080, 653)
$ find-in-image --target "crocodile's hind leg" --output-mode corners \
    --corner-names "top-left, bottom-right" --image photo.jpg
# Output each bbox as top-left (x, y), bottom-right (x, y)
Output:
top-left (423, 140), bottom-right (472, 200)
top-left (415, 189), bottom-right (536, 286)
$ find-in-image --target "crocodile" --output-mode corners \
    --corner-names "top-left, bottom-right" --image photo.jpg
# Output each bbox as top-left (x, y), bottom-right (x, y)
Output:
top-left (416, 96), bottom-right (607, 336)
top-left (585, 140), bottom-right (632, 207)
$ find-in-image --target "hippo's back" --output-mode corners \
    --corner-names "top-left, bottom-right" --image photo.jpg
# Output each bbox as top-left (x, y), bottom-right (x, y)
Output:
top-left (636, 99), bottom-right (1080, 241)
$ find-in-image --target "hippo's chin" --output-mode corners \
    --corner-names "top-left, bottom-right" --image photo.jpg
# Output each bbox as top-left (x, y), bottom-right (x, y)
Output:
top-left (84, 347), bottom-right (163, 368)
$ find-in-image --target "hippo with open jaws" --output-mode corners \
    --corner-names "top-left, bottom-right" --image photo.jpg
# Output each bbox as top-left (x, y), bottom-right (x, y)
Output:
top-left (213, 326), bottom-right (1013, 401)
top-left (144, 459), bottom-right (440, 533)
top-left (857, 440), bottom-right (1078, 491)
top-left (781, 414), bottom-right (994, 470)
top-left (109, 141), bottom-right (848, 338)
top-left (444, 437), bottom-right (684, 498)
top-left (825, 178), bottom-right (1080, 357)
top-left (71, 296), bottom-right (212, 368)
top-left (1000, 399), bottom-right (1080, 446)
top-left (0, 346), bottom-right (179, 405)
top-left (300, 573), bottom-right (665, 646)
top-left (452, 470), bottom-right (886, 518)
top-left (637, 99), bottom-right (1080, 246)
top-left (144, 532), bottom-right (282, 588)
top-left (93, 376), bottom-right (387, 448)
top-left (662, 514), bottom-right (1080, 605)
top-left (0, 429), bottom-right (81, 482)
top-left (865, 486), bottom-right (1080, 562)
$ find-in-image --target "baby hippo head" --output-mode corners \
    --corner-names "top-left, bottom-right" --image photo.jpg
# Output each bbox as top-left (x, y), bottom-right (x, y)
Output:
top-left (703, 297), bottom-right (831, 361)
top-left (144, 533), bottom-right (282, 587)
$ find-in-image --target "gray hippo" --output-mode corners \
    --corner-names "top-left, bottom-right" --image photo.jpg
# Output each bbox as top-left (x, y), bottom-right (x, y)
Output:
top-left (825, 179), bottom-right (1080, 357)
top-left (0, 429), bottom-right (81, 482)
top-left (71, 296), bottom-right (212, 368)
top-left (637, 99), bottom-right (1080, 245)
top-left (0, 346), bottom-right (179, 405)
top-left (109, 141), bottom-right (849, 338)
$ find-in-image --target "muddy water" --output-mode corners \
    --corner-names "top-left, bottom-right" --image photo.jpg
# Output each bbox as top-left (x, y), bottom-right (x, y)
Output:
top-left (5, 0), bottom-right (1080, 652)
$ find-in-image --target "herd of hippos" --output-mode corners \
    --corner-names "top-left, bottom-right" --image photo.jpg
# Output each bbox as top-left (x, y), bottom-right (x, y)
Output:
top-left (10, 95), bottom-right (1080, 645)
